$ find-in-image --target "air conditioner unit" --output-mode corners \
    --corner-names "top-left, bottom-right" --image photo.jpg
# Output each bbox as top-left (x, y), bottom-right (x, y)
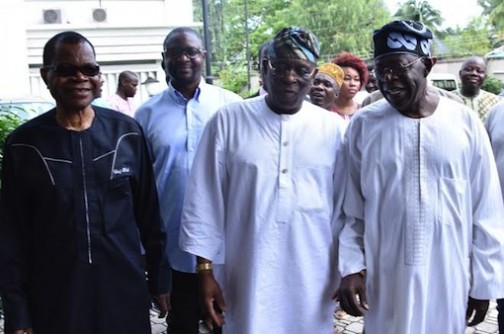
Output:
top-left (92, 8), bottom-right (107, 23)
top-left (42, 9), bottom-right (62, 24)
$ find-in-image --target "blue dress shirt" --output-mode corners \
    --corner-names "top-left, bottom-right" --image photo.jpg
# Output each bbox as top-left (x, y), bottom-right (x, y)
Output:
top-left (135, 80), bottom-right (241, 272)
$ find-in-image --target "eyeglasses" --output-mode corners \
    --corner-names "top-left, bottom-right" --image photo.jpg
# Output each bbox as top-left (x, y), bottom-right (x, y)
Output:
top-left (43, 63), bottom-right (101, 77)
top-left (164, 47), bottom-right (204, 59)
top-left (374, 57), bottom-right (424, 80)
top-left (268, 60), bottom-right (316, 80)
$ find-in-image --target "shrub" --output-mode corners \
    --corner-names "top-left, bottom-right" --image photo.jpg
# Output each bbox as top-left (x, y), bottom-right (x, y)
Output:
top-left (217, 62), bottom-right (250, 97)
top-left (481, 75), bottom-right (503, 95)
top-left (0, 105), bottom-right (25, 186)
top-left (0, 106), bottom-right (22, 316)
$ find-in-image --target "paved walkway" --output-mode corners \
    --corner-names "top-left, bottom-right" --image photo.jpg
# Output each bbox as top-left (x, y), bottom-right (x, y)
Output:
top-left (152, 301), bottom-right (501, 334)
top-left (152, 300), bottom-right (502, 334)
top-left (334, 300), bottom-right (499, 334)
top-left (0, 301), bottom-right (500, 333)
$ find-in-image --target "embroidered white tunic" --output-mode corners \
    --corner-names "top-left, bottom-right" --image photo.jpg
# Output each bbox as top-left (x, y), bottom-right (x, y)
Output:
top-left (486, 102), bottom-right (504, 201)
top-left (339, 98), bottom-right (504, 334)
top-left (180, 96), bottom-right (347, 334)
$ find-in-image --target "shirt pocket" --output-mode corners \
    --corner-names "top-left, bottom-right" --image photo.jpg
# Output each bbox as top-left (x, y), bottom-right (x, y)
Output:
top-left (438, 177), bottom-right (467, 226)
top-left (102, 176), bottom-right (135, 233)
top-left (295, 166), bottom-right (332, 214)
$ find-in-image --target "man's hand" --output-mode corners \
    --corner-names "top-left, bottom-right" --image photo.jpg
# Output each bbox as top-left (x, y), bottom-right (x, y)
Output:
top-left (466, 296), bottom-right (489, 326)
top-left (9, 329), bottom-right (33, 334)
top-left (198, 270), bottom-right (226, 330)
top-left (153, 292), bottom-right (171, 318)
top-left (336, 271), bottom-right (368, 316)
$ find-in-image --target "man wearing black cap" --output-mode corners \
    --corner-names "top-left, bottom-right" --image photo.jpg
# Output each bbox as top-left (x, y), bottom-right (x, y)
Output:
top-left (337, 20), bottom-right (504, 334)
top-left (179, 26), bottom-right (347, 333)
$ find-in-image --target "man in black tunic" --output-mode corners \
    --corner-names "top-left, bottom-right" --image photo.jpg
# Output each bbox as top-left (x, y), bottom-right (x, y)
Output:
top-left (0, 31), bottom-right (171, 334)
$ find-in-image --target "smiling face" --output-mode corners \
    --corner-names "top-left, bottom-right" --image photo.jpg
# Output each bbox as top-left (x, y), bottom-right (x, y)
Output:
top-left (162, 31), bottom-right (205, 88)
top-left (375, 53), bottom-right (430, 113)
top-left (339, 66), bottom-right (361, 100)
top-left (309, 73), bottom-right (339, 110)
top-left (459, 57), bottom-right (486, 95)
top-left (264, 58), bottom-right (317, 114)
top-left (41, 41), bottom-right (100, 113)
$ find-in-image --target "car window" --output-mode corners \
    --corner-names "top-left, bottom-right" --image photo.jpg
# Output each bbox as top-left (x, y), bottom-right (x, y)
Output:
top-left (0, 101), bottom-right (55, 120)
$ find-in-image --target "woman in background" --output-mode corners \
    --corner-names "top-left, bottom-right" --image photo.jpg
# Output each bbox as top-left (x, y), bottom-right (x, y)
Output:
top-left (331, 51), bottom-right (369, 119)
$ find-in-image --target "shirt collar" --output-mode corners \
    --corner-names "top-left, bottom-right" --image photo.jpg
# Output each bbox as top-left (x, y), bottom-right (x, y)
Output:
top-left (168, 79), bottom-right (204, 104)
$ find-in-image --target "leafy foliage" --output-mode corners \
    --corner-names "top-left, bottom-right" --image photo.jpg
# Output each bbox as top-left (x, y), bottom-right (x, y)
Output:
top-left (0, 105), bottom-right (24, 182)
top-left (194, 0), bottom-right (501, 92)
top-left (478, 0), bottom-right (504, 31)
top-left (439, 17), bottom-right (492, 58)
top-left (194, 0), bottom-right (392, 93)
top-left (393, 0), bottom-right (444, 36)
top-left (218, 62), bottom-right (251, 97)
top-left (481, 75), bottom-right (503, 95)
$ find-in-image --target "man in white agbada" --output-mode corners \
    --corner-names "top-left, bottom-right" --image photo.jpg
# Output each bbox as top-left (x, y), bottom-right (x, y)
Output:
top-left (484, 101), bottom-right (504, 334)
top-left (337, 20), bottom-right (504, 334)
top-left (179, 27), bottom-right (347, 334)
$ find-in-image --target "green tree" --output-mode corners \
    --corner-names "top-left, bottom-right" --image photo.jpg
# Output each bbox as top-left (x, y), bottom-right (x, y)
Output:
top-left (217, 61), bottom-right (251, 96)
top-left (393, 0), bottom-right (444, 36)
top-left (440, 17), bottom-right (492, 58)
top-left (278, 0), bottom-right (391, 61)
top-left (478, 0), bottom-right (504, 30)
top-left (194, 0), bottom-right (392, 82)
top-left (477, 0), bottom-right (504, 48)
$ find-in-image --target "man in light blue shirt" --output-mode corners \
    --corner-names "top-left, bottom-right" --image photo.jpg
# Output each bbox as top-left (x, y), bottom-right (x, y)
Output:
top-left (135, 27), bottom-right (241, 334)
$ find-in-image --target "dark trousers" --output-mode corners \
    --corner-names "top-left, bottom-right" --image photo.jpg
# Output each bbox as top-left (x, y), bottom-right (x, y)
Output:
top-left (498, 298), bottom-right (504, 333)
top-left (167, 269), bottom-right (221, 334)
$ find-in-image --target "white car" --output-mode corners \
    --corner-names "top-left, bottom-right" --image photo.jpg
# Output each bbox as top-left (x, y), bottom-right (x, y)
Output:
top-left (0, 96), bottom-right (55, 120)
top-left (427, 73), bottom-right (459, 92)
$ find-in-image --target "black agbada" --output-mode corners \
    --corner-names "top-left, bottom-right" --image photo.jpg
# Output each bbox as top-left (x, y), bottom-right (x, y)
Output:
top-left (0, 107), bottom-right (170, 333)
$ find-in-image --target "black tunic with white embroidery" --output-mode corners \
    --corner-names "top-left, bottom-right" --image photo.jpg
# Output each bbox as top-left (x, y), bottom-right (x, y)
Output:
top-left (0, 107), bottom-right (170, 334)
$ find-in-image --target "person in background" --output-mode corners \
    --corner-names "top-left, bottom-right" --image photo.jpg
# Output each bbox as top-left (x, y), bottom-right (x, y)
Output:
top-left (0, 30), bottom-right (170, 334)
top-left (135, 26), bottom-right (241, 334)
top-left (355, 64), bottom-right (377, 104)
top-left (453, 56), bottom-right (500, 121)
top-left (485, 101), bottom-right (504, 334)
top-left (107, 70), bottom-right (139, 117)
top-left (247, 40), bottom-right (272, 98)
top-left (308, 63), bottom-right (348, 326)
top-left (91, 72), bottom-right (111, 108)
top-left (309, 62), bottom-right (344, 111)
top-left (179, 26), bottom-right (347, 334)
top-left (331, 51), bottom-right (368, 119)
top-left (365, 65), bottom-right (378, 93)
top-left (338, 20), bottom-right (504, 334)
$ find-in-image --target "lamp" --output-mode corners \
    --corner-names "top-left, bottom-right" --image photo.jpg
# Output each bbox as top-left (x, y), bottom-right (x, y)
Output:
top-left (142, 76), bottom-right (163, 97)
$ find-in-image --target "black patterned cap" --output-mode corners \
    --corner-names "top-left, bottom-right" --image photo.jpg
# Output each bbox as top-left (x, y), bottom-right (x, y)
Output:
top-left (268, 27), bottom-right (320, 63)
top-left (373, 20), bottom-right (433, 59)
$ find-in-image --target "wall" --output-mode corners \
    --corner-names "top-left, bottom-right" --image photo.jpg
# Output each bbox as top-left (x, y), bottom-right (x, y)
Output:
top-left (1, 0), bottom-right (198, 105)
top-left (0, 0), bottom-right (31, 97)
top-left (431, 58), bottom-right (504, 85)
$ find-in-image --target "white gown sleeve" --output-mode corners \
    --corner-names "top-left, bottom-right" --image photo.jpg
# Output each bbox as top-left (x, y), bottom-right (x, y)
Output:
top-left (469, 116), bottom-right (504, 299)
top-left (179, 111), bottom-right (228, 261)
top-left (338, 122), bottom-right (366, 277)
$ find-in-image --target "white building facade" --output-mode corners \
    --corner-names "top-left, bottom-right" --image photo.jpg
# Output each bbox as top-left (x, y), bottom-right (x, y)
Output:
top-left (1, 0), bottom-right (199, 104)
